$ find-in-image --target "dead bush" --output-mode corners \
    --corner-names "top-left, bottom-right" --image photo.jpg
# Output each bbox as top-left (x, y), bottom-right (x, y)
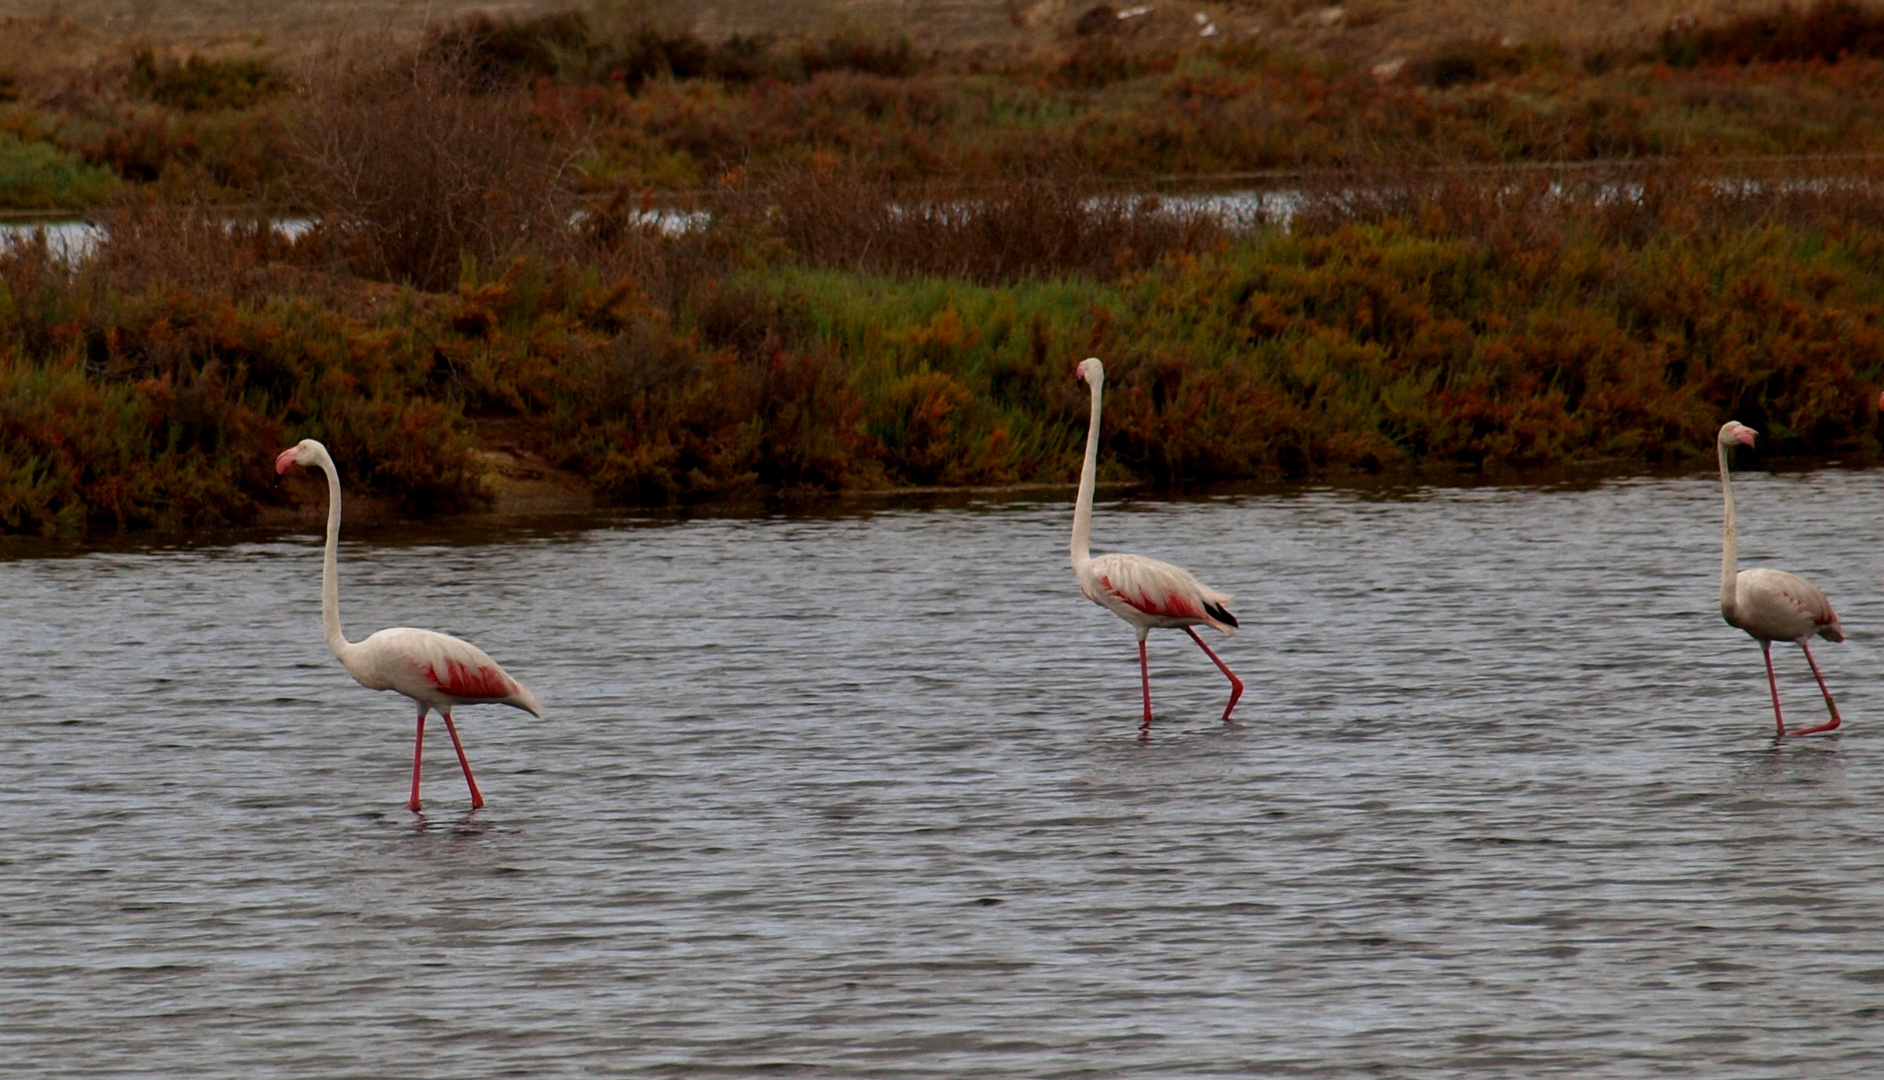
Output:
top-left (293, 55), bottom-right (573, 290)
top-left (425, 10), bottom-right (589, 89)
top-left (86, 198), bottom-right (308, 299)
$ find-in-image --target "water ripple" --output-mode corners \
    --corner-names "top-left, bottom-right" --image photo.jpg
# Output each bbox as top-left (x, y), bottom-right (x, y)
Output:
top-left (4, 471), bottom-right (1884, 1075)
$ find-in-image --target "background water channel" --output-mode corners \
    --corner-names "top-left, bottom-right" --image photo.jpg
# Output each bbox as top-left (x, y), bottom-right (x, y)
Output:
top-left (6, 469), bottom-right (1884, 1076)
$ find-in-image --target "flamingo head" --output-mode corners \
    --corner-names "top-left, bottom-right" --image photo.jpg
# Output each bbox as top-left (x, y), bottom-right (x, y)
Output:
top-left (274, 438), bottom-right (326, 475)
top-left (1075, 357), bottom-right (1104, 385)
top-left (1717, 421), bottom-right (1757, 449)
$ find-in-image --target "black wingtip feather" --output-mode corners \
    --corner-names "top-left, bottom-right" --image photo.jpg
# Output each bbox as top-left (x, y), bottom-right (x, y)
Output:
top-left (1204, 601), bottom-right (1238, 627)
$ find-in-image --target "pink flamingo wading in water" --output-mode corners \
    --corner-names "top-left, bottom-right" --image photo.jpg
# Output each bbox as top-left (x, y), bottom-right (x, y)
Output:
top-left (1071, 358), bottom-right (1243, 734)
top-left (1715, 420), bottom-right (1843, 738)
top-left (277, 439), bottom-right (542, 811)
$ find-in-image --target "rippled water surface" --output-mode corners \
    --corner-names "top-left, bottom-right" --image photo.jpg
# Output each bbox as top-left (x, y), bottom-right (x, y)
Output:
top-left (8, 471), bottom-right (1884, 1077)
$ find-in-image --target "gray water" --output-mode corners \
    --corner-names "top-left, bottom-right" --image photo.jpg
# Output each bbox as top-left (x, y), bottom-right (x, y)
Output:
top-left (5, 470), bottom-right (1884, 1077)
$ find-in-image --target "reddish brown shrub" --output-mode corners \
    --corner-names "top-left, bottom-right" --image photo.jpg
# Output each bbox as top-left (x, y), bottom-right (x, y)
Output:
top-left (718, 167), bottom-right (1224, 284)
top-left (1666, 0), bottom-right (1884, 66)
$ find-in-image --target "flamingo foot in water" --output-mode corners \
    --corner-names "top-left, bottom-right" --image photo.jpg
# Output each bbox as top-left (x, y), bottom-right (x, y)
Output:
top-left (1782, 717), bottom-right (1842, 737)
top-left (1781, 643), bottom-right (1842, 738)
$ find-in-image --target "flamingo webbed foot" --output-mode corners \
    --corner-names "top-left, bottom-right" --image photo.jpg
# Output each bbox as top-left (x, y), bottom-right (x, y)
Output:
top-left (1780, 716), bottom-right (1842, 738)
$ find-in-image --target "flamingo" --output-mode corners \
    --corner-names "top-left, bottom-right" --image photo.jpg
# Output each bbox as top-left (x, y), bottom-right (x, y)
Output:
top-left (1071, 357), bottom-right (1243, 733)
top-left (1715, 420), bottom-right (1843, 738)
top-left (276, 438), bottom-right (542, 811)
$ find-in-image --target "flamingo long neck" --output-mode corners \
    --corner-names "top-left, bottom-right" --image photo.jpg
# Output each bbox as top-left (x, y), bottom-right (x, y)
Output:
top-left (1719, 440), bottom-right (1739, 620)
top-left (314, 449), bottom-right (356, 662)
top-left (1071, 372), bottom-right (1102, 571)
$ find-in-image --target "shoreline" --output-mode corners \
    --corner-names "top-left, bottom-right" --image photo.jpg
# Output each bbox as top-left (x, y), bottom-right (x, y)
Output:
top-left (174, 450), bottom-right (1878, 538)
top-left (5, 451), bottom-right (1869, 560)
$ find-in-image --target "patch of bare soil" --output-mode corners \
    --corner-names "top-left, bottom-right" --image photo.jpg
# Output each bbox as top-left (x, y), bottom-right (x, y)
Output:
top-left (467, 419), bottom-right (595, 514)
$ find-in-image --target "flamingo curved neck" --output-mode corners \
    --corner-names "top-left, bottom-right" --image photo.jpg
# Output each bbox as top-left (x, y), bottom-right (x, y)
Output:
top-left (314, 449), bottom-right (356, 662)
top-left (1071, 374), bottom-right (1102, 570)
top-left (1719, 440), bottom-right (1739, 621)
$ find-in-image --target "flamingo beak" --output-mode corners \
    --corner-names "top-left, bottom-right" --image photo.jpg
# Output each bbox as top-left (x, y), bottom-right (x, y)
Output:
top-left (274, 447), bottom-right (299, 475)
top-left (1735, 427), bottom-right (1758, 448)
top-left (1877, 390), bottom-right (1884, 412)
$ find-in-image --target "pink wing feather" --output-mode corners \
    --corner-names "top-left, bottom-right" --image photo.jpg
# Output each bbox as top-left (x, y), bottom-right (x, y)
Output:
top-left (1089, 553), bottom-right (1236, 631)
top-left (354, 626), bottom-right (542, 714)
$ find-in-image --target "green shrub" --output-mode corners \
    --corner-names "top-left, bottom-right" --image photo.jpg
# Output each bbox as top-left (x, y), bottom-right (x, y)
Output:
top-left (0, 131), bottom-right (118, 209)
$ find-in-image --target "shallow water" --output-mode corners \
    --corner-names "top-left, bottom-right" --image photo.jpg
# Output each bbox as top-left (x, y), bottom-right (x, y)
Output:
top-left (0, 218), bottom-right (313, 263)
top-left (5, 470), bottom-right (1884, 1077)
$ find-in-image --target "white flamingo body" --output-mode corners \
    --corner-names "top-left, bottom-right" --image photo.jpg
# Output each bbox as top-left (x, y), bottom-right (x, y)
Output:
top-left (1071, 357), bottom-right (1242, 732)
top-left (1077, 552), bottom-right (1237, 637)
top-left (340, 626), bottom-right (541, 716)
top-left (1715, 420), bottom-right (1842, 737)
top-left (277, 439), bottom-right (541, 811)
top-left (1724, 568), bottom-right (1841, 647)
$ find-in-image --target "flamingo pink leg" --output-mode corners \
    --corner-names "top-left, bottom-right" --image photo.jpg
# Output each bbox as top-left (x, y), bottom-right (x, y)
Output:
top-left (1138, 639), bottom-right (1154, 732)
top-left (1783, 642), bottom-right (1842, 738)
top-left (408, 710), bottom-right (427, 813)
top-left (1185, 627), bottom-right (1244, 722)
top-left (441, 712), bottom-right (485, 809)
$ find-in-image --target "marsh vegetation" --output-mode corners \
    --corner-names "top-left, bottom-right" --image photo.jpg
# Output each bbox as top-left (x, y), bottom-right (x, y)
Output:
top-left (5, 2), bottom-right (1884, 533)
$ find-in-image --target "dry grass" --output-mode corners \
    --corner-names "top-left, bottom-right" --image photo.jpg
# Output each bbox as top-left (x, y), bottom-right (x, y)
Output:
top-left (1286, 155), bottom-right (1884, 246)
top-left (0, 1), bottom-right (1819, 73)
top-left (709, 168), bottom-right (1225, 285)
top-left (680, 0), bottom-right (1801, 66)
top-left (1663, 0), bottom-right (1884, 63)
top-left (85, 200), bottom-right (298, 296)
